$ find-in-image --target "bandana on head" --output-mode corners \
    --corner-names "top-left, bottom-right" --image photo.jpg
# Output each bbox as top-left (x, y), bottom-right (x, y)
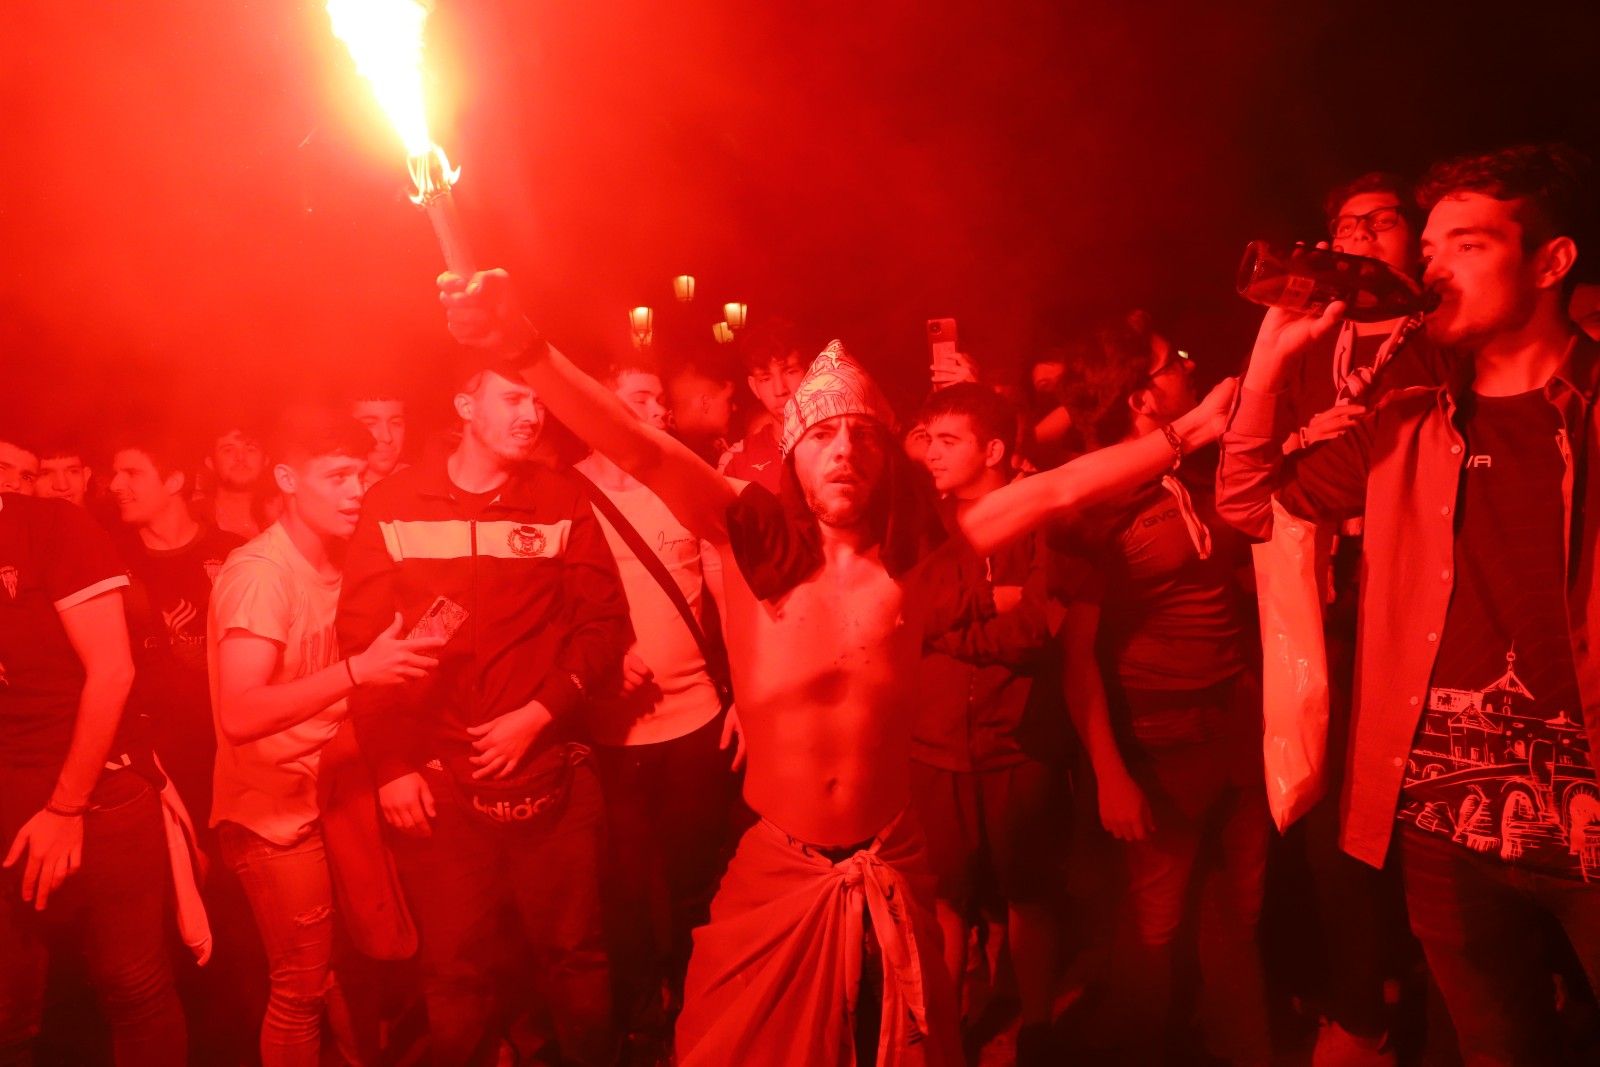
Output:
top-left (779, 340), bottom-right (896, 455)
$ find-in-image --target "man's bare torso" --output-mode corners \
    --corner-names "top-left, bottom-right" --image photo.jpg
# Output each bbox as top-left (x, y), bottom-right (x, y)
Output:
top-left (718, 536), bottom-right (932, 847)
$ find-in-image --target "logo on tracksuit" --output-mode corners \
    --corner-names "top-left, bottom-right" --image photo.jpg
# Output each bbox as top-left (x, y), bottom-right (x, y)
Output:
top-left (507, 525), bottom-right (547, 557)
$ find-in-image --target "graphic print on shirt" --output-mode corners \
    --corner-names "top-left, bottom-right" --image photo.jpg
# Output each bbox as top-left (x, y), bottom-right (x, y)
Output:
top-left (1401, 648), bottom-right (1598, 881)
top-left (160, 596), bottom-right (208, 671)
top-left (1, 564), bottom-right (16, 600)
top-left (1395, 389), bottom-right (1597, 881)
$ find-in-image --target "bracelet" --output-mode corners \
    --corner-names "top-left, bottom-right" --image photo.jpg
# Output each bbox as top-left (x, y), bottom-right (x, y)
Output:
top-left (1159, 423), bottom-right (1184, 471)
top-left (46, 800), bottom-right (88, 818)
top-left (344, 657), bottom-right (359, 688)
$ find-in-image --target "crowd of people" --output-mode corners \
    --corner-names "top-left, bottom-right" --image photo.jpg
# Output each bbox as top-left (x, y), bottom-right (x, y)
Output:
top-left (3, 141), bottom-right (1599, 1067)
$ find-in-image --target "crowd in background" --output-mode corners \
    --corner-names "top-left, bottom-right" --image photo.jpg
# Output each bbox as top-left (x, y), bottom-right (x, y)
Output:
top-left (3, 142), bottom-right (1600, 1067)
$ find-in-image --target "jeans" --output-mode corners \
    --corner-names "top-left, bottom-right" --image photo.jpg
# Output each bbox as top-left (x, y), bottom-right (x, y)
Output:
top-left (390, 756), bottom-right (613, 1067)
top-left (0, 768), bottom-right (185, 1067)
top-left (1108, 676), bottom-right (1272, 1065)
top-left (593, 711), bottom-right (737, 1031)
top-left (1399, 824), bottom-right (1600, 1066)
top-left (220, 822), bottom-right (362, 1067)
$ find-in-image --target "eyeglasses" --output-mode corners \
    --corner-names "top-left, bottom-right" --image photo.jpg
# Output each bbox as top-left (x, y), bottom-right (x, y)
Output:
top-left (1141, 349), bottom-right (1192, 388)
top-left (1329, 206), bottom-right (1403, 240)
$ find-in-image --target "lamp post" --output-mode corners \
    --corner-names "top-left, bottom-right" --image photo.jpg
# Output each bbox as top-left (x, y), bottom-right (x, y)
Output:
top-left (629, 306), bottom-right (654, 349)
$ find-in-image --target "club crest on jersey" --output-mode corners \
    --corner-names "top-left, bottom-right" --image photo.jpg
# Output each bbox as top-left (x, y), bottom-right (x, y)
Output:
top-left (508, 525), bottom-right (548, 558)
top-left (0, 565), bottom-right (17, 600)
top-left (203, 559), bottom-right (224, 585)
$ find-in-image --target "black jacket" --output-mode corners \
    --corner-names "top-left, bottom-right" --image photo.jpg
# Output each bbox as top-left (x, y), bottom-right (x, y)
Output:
top-left (337, 458), bottom-right (632, 785)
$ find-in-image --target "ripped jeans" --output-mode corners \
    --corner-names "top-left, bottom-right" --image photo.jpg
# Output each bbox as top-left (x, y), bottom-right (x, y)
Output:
top-left (219, 823), bottom-right (357, 1067)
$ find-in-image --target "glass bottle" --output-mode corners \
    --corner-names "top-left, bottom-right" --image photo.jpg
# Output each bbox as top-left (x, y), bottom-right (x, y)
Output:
top-left (1236, 240), bottom-right (1434, 322)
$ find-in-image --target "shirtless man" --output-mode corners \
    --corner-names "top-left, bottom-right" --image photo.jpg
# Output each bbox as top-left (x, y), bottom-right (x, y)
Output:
top-left (438, 269), bottom-right (1236, 1065)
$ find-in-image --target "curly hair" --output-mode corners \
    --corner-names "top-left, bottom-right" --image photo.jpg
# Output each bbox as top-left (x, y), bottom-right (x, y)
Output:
top-left (1416, 143), bottom-right (1590, 253)
top-left (1059, 312), bottom-right (1168, 449)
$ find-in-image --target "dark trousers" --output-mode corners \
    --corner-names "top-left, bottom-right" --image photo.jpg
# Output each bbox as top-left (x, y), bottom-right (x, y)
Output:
top-left (390, 759), bottom-right (613, 1067)
top-left (0, 769), bottom-right (185, 1067)
top-left (1301, 619), bottom-right (1408, 1039)
top-left (1107, 676), bottom-right (1272, 1066)
top-left (1399, 825), bottom-right (1600, 1066)
top-left (594, 712), bottom-right (737, 1030)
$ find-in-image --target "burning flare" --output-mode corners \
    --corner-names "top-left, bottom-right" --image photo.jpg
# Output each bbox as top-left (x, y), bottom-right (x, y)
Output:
top-left (325, 0), bottom-right (475, 274)
top-left (326, 0), bottom-right (457, 204)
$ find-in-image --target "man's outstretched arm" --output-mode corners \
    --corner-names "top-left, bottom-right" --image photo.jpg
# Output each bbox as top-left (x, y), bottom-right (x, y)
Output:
top-left (438, 269), bottom-right (737, 541)
top-left (957, 377), bottom-right (1238, 558)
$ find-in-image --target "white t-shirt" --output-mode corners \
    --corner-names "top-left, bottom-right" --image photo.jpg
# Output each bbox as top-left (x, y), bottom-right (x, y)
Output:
top-left (208, 522), bottom-right (345, 845)
top-left (574, 456), bottom-right (723, 746)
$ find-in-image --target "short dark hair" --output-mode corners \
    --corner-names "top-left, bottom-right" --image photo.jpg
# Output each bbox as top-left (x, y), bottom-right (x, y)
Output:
top-left (1324, 170), bottom-right (1423, 232)
top-left (0, 434), bottom-right (40, 460)
top-left (270, 407), bottom-right (373, 469)
top-left (348, 382), bottom-right (405, 406)
top-left (917, 383), bottom-right (1019, 460)
top-left (1416, 143), bottom-right (1591, 254)
top-left (738, 318), bottom-right (806, 374)
top-left (1027, 347), bottom-right (1069, 374)
top-left (34, 439), bottom-right (87, 464)
top-left (601, 354), bottom-right (661, 391)
top-left (665, 351), bottom-right (736, 389)
top-left (209, 419), bottom-right (265, 448)
top-left (109, 427), bottom-right (192, 497)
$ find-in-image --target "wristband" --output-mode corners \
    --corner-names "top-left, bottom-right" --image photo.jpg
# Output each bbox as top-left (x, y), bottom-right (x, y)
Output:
top-left (1159, 423), bottom-right (1184, 471)
top-left (505, 324), bottom-right (551, 371)
top-left (345, 657), bottom-right (359, 688)
top-left (46, 800), bottom-right (88, 818)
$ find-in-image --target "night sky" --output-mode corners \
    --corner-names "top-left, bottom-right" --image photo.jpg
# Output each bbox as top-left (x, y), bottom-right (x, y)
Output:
top-left (4, 0), bottom-right (1597, 443)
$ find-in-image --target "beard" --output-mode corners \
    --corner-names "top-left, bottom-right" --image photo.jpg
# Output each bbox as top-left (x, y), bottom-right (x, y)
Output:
top-left (474, 421), bottom-right (541, 464)
top-left (803, 474), bottom-right (879, 529)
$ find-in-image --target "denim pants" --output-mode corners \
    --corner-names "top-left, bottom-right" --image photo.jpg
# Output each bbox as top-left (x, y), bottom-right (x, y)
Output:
top-left (1108, 676), bottom-right (1272, 1065)
top-left (0, 768), bottom-right (185, 1067)
top-left (1399, 824), bottom-right (1600, 1066)
top-left (390, 757), bottom-right (613, 1067)
top-left (220, 822), bottom-right (363, 1067)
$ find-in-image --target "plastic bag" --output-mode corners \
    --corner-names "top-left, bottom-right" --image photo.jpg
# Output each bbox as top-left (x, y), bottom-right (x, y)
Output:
top-left (156, 761), bottom-right (213, 965)
top-left (1252, 498), bottom-right (1330, 832)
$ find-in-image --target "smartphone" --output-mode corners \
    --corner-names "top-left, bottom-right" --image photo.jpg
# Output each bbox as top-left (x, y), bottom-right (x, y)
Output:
top-left (926, 317), bottom-right (959, 374)
top-left (408, 596), bottom-right (469, 643)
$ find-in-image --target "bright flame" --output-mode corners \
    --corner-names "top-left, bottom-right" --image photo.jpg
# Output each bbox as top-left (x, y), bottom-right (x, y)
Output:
top-left (326, 0), bottom-right (440, 164)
